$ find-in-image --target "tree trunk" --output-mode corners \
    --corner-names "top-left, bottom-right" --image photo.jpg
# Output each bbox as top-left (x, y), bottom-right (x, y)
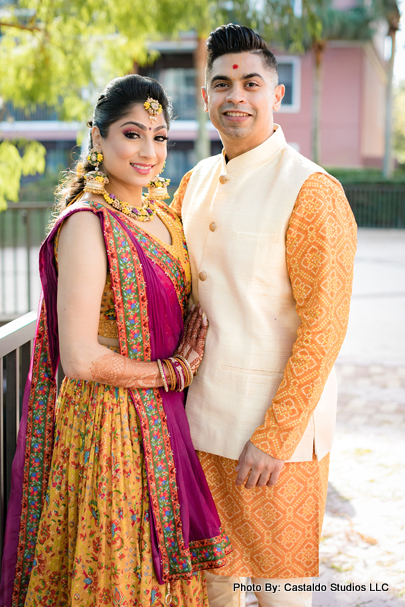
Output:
top-left (383, 29), bottom-right (396, 178)
top-left (194, 36), bottom-right (210, 162)
top-left (311, 40), bottom-right (326, 165)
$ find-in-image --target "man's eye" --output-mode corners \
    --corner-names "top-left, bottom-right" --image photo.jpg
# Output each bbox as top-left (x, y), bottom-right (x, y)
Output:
top-left (214, 82), bottom-right (228, 88)
top-left (246, 82), bottom-right (258, 88)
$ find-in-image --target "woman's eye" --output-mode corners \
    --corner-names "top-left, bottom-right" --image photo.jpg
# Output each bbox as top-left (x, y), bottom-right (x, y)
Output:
top-left (123, 131), bottom-right (140, 139)
top-left (155, 136), bottom-right (169, 142)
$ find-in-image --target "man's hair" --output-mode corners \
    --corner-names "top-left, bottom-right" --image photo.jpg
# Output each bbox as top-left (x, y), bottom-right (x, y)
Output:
top-left (206, 24), bottom-right (278, 82)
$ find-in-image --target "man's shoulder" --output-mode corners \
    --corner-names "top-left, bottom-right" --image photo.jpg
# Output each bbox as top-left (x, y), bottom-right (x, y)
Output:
top-left (190, 153), bottom-right (223, 176)
top-left (283, 143), bottom-right (326, 175)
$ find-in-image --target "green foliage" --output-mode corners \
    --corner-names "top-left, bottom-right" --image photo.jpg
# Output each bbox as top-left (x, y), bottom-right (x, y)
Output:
top-left (394, 82), bottom-right (405, 165)
top-left (258, 0), bottom-right (375, 51)
top-left (0, 139), bottom-right (46, 209)
top-left (325, 167), bottom-right (405, 184)
top-left (0, 0), bottom-right (200, 210)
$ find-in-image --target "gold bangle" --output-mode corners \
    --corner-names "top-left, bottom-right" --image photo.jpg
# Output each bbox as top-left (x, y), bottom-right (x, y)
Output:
top-left (157, 359), bottom-right (169, 392)
top-left (174, 356), bottom-right (192, 388)
top-left (175, 355), bottom-right (194, 386)
top-left (163, 358), bottom-right (177, 391)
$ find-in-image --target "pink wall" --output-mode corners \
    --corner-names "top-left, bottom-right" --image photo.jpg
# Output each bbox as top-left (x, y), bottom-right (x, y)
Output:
top-left (361, 47), bottom-right (386, 166)
top-left (321, 46), bottom-right (363, 167)
top-left (277, 46), bottom-right (375, 167)
top-left (277, 54), bottom-right (313, 159)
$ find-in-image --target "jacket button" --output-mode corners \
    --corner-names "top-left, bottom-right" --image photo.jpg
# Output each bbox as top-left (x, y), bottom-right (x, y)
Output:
top-left (219, 174), bottom-right (229, 184)
top-left (199, 271), bottom-right (208, 281)
top-left (209, 222), bottom-right (217, 232)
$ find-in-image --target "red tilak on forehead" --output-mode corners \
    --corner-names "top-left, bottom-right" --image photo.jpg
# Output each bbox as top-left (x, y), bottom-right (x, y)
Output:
top-left (232, 64), bottom-right (239, 69)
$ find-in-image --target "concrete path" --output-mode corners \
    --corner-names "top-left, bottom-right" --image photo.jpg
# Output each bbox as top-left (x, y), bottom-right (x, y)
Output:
top-left (247, 229), bottom-right (405, 607)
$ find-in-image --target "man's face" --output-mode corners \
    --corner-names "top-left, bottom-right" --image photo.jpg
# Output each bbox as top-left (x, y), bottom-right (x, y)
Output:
top-left (203, 52), bottom-right (285, 158)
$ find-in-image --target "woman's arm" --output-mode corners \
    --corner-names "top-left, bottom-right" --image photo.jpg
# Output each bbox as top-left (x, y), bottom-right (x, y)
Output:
top-left (57, 210), bottom-right (164, 389)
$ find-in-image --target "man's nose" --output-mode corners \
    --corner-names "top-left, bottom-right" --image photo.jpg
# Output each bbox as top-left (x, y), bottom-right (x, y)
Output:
top-left (226, 84), bottom-right (247, 105)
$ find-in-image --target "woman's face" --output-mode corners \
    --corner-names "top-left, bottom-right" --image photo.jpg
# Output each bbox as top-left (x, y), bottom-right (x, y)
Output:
top-left (92, 102), bottom-right (168, 190)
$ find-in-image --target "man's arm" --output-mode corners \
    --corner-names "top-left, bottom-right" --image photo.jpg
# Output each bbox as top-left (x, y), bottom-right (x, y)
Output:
top-left (237, 172), bottom-right (357, 487)
top-left (170, 170), bottom-right (193, 219)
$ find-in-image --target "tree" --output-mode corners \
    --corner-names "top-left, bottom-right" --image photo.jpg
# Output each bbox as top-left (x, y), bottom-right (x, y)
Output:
top-left (181, 0), bottom-right (325, 162)
top-left (0, 0), bottom-right (200, 209)
top-left (393, 81), bottom-right (405, 165)
top-left (374, 0), bottom-right (401, 177)
top-left (262, 1), bottom-right (374, 164)
top-left (0, 0), bottom-right (325, 207)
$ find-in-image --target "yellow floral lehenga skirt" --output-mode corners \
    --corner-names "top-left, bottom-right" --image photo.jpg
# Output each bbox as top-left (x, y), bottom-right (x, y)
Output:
top-left (24, 378), bottom-right (207, 607)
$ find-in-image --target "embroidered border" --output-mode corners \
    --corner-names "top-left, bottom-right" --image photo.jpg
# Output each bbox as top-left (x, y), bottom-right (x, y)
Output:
top-left (12, 301), bottom-right (57, 607)
top-left (130, 388), bottom-right (231, 581)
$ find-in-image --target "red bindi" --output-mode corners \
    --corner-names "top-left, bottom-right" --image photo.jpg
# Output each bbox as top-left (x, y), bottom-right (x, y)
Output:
top-left (232, 64), bottom-right (239, 69)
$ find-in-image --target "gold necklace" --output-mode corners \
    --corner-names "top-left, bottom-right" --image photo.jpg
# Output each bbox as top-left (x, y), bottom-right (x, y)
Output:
top-left (103, 192), bottom-right (156, 222)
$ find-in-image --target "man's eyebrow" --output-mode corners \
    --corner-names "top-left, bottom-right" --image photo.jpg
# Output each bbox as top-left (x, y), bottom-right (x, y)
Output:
top-left (120, 121), bottom-right (166, 132)
top-left (210, 72), bottom-right (265, 86)
top-left (210, 75), bottom-right (232, 86)
top-left (242, 72), bottom-right (265, 81)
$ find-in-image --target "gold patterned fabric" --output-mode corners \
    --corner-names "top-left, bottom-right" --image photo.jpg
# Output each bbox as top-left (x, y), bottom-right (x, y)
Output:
top-left (98, 273), bottom-right (118, 339)
top-left (198, 452), bottom-right (330, 579)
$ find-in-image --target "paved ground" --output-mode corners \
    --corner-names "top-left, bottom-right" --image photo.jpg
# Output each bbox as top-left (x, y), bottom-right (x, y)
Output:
top-left (247, 229), bottom-right (405, 607)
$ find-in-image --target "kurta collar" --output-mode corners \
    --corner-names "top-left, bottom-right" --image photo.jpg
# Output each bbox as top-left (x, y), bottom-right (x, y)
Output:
top-left (220, 124), bottom-right (286, 175)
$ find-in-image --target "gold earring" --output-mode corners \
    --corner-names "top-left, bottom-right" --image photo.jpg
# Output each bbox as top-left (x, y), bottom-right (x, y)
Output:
top-left (147, 175), bottom-right (170, 201)
top-left (83, 148), bottom-right (109, 196)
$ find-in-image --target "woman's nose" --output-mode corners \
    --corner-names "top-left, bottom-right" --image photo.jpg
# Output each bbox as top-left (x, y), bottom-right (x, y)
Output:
top-left (139, 136), bottom-right (156, 159)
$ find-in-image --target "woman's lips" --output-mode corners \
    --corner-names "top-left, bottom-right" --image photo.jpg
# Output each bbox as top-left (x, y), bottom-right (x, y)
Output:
top-left (130, 163), bottom-right (154, 175)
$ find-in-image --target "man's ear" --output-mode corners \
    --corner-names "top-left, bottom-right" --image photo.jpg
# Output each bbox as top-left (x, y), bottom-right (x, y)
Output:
top-left (273, 84), bottom-right (285, 112)
top-left (202, 87), bottom-right (209, 112)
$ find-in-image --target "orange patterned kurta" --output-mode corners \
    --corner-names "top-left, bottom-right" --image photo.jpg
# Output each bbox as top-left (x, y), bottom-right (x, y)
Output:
top-left (172, 171), bottom-right (356, 579)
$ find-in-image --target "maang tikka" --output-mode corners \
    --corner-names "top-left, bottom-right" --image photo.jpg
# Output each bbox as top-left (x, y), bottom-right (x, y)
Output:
top-left (83, 148), bottom-right (109, 196)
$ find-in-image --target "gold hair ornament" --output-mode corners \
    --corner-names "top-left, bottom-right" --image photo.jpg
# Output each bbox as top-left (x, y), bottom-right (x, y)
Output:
top-left (144, 97), bottom-right (163, 123)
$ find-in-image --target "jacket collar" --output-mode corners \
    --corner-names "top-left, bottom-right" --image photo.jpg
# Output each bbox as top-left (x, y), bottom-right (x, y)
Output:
top-left (220, 124), bottom-right (286, 174)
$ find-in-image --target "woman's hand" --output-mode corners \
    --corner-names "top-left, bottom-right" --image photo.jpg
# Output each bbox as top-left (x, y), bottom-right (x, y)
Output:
top-left (174, 305), bottom-right (208, 375)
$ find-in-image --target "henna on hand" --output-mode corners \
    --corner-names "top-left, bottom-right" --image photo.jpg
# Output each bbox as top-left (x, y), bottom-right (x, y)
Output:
top-left (90, 352), bottom-right (162, 389)
top-left (174, 305), bottom-right (208, 375)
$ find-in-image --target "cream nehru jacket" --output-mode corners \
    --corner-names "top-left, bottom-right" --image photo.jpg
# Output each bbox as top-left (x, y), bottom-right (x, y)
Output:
top-left (181, 125), bottom-right (336, 463)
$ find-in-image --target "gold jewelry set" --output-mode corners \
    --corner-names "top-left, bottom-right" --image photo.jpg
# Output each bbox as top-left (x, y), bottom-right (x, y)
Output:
top-left (157, 356), bottom-right (194, 393)
top-left (82, 97), bottom-right (169, 222)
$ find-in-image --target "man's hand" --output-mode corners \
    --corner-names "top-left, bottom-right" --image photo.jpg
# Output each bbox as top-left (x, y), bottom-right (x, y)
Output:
top-left (235, 441), bottom-right (285, 489)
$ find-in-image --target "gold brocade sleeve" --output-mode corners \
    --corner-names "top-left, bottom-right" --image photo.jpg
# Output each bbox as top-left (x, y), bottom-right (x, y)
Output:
top-left (170, 170), bottom-right (193, 219)
top-left (250, 173), bottom-right (357, 461)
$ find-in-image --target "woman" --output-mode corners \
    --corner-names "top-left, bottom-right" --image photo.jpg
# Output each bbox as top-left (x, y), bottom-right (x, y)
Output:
top-left (0, 75), bottom-right (231, 607)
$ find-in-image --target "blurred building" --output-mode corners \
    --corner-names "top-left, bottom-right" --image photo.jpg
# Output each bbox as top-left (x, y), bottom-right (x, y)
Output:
top-left (0, 18), bottom-right (388, 188)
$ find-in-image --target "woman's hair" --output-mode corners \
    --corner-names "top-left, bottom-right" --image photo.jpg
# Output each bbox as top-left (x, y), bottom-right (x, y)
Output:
top-left (54, 74), bottom-right (172, 215)
top-left (206, 24), bottom-right (278, 80)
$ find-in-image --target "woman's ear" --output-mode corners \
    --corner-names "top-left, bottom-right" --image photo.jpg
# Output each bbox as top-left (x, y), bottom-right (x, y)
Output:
top-left (91, 125), bottom-right (102, 149)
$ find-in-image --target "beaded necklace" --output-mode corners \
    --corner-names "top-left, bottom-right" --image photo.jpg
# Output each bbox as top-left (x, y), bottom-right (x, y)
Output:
top-left (103, 192), bottom-right (156, 222)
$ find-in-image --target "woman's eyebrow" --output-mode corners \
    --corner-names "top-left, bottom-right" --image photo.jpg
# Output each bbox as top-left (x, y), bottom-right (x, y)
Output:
top-left (120, 121), bottom-right (166, 132)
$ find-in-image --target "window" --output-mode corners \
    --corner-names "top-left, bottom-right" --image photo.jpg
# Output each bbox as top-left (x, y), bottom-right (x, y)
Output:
top-left (148, 68), bottom-right (196, 120)
top-left (277, 57), bottom-right (301, 113)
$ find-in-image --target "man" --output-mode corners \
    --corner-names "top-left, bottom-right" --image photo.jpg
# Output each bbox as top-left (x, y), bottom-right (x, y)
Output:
top-left (172, 24), bottom-right (356, 607)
